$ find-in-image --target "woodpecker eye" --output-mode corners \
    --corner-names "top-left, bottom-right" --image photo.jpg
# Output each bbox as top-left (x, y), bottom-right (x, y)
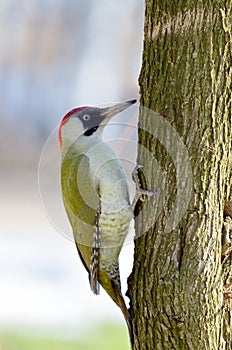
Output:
top-left (82, 114), bottom-right (90, 121)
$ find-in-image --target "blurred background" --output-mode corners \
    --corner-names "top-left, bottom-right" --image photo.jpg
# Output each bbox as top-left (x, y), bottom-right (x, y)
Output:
top-left (0, 0), bottom-right (144, 349)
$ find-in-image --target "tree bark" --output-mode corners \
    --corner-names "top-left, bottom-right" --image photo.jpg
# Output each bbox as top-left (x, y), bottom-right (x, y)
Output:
top-left (127, 1), bottom-right (232, 349)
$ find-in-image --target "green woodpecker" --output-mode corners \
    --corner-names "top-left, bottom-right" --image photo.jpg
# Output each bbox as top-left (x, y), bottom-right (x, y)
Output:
top-left (58, 99), bottom-right (151, 343)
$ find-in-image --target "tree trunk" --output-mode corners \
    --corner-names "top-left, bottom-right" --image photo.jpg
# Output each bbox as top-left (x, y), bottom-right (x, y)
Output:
top-left (127, 1), bottom-right (232, 349)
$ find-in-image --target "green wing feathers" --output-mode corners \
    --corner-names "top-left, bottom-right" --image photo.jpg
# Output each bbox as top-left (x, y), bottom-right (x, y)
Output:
top-left (61, 151), bottom-right (99, 272)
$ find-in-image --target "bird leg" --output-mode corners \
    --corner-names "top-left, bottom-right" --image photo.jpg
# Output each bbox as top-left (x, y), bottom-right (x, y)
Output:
top-left (131, 164), bottom-right (158, 212)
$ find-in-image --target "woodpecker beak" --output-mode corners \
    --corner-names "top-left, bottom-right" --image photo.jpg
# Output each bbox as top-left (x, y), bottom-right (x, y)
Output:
top-left (101, 99), bottom-right (137, 120)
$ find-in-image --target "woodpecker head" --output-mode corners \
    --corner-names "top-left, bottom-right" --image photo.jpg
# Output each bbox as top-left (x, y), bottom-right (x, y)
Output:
top-left (58, 99), bottom-right (136, 151)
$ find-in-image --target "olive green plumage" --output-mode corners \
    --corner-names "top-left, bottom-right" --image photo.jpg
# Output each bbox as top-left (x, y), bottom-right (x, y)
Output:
top-left (61, 142), bottom-right (133, 341)
top-left (59, 100), bottom-right (139, 345)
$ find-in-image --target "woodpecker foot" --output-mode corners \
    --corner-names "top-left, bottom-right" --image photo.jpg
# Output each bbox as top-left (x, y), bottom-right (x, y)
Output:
top-left (132, 164), bottom-right (143, 183)
top-left (132, 163), bottom-right (158, 204)
top-left (132, 188), bottom-right (158, 209)
top-left (132, 164), bottom-right (159, 214)
top-left (137, 188), bottom-right (158, 201)
top-left (132, 164), bottom-right (145, 191)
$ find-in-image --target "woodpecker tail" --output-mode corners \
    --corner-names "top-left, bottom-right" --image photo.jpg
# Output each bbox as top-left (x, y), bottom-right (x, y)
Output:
top-left (111, 279), bottom-right (134, 347)
top-left (98, 269), bottom-right (133, 346)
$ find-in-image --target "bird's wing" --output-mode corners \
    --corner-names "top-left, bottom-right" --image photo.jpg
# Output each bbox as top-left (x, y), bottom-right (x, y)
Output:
top-left (61, 153), bottom-right (98, 229)
top-left (61, 151), bottom-right (100, 293)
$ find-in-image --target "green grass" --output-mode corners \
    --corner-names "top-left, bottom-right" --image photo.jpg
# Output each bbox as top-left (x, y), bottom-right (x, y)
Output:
top-left (0, 323), bottom-right (129, 350)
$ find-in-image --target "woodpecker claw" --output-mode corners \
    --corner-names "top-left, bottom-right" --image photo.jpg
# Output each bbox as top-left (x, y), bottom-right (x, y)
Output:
top-left (132, 188), bottom-right (158, 209)
top-left (132, 164), bottom-right (144, 190)
top-left (131, 164), bottom-right (159, 212)
top-left (137, 188), bottom-right (159, 201)
top-left (134, 164), bottom-right (144, 171)
top-left (132, 164), bottom-right (143, 175)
